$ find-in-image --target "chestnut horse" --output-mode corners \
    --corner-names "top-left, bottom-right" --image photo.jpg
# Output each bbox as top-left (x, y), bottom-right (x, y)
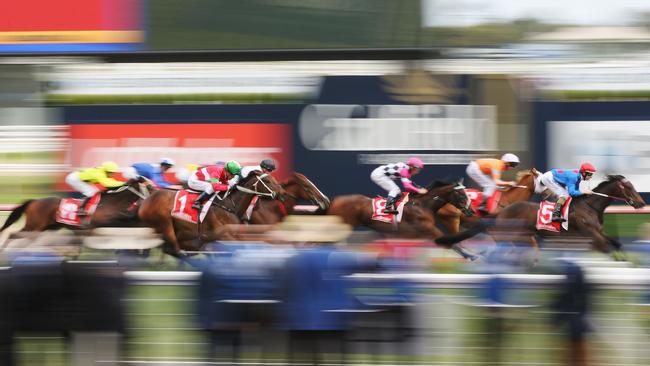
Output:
top-left (435, 175), bottom-right (646, 255)
top-left (0, 177), bottom-right (155, 234)
top-left (436, 169), bottom-right (544, 234)
top-left (327, 180), bottom-right (473, 239)
top-left (250, 172), bottom-right (330, 225)
top-left (138, 171), bottom-right (284, 255)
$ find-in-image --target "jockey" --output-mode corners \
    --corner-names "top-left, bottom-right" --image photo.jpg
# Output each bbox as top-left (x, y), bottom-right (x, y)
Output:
top-left (466, 153), bottom-right (520, 214)
top-left (540, 162), bottom-right (596, 222)
top-left (370, 157), bottom-right (428, 214)
top-left (64, 161), bottom-right (125, 216)
top-left (228, 158), bottom-right (277, 187)
top-left (125, 157), bottom-right (175, 188)
top-left (189, 160), bottom-right (242, 211)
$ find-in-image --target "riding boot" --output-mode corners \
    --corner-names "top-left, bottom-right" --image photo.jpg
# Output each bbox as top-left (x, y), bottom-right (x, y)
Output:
top-left (551, 197), bottom-right (567, 222)
top-left (384, 196), bottom-right (399, 214)
top-left (192, 192), bottom-right (211, 211)
top-left (77, 195), bottom-right (93, 217)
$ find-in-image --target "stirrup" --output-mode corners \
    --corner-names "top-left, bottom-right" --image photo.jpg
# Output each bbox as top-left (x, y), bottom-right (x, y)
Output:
top-left (384, 205), bottom-right (398, 214)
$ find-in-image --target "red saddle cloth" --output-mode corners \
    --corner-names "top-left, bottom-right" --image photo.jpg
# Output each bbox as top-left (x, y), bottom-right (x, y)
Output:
top-left (56, 193), bottom-right (101, 226)
top-left (171, 190), bottom-right (201, 224)
top-left (466, 189), bottom-right (501, 216)
top-left (536, 198), bottom-right (572, 232)
top-left (371, 193), bottom-right (410, 224)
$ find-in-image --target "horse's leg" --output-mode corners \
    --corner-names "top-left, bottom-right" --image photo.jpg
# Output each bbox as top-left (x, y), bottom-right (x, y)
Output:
top-left (161, 221), bottom-right (182, 254)
top-left (436, 205), bottom-right (461, 234)
top-left (530, 235), bottom-right (540, 266)
top-left (577, 224), bottom-right (614, 254)
top-left (451, 244), bottom-right (479, 261)
top-left (437, 214), bottom-right (460, 234)
top-left (604, 234), bottom-right (623, 251)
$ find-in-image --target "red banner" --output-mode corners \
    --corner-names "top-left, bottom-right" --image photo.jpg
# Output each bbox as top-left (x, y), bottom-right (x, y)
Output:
top-left (66, 123), bottom-right (293, 180)
top-left (0, 0), bottom-right (142, 49)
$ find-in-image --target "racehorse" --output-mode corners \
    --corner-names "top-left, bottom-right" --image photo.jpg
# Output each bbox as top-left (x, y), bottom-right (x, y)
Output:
top-left (0, 177), bottom-right (155, 233)
top-left (138, 171), bottom-right (284, 255)
top-left (327, 180), bottom-right (473, 239)
top-left (435, 175), bottom-right (646, 255)
top-left (435, 169), bottom-right (544, 234)
top-left (249, 172), bottom-right (330, 225)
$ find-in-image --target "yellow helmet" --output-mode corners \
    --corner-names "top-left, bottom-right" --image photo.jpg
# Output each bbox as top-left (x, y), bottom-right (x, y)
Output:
top-left (100, 161), bottom-right (120, 173)
top-left (186, 163), bottom-right (199, 172)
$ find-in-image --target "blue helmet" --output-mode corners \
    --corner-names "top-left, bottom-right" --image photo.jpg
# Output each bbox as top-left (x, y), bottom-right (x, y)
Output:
top-left (160, 157), bottom-right (175, 167)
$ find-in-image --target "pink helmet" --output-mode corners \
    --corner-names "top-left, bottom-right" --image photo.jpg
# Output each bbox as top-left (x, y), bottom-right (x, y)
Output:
top-left (406, 157), bottom-right (424, 169)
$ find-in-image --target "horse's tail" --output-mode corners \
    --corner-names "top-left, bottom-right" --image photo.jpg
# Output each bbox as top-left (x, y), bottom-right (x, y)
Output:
top-left (0, 200), bottom-right (33, 232)
top-left (435, 220), bottom-right (490, 247)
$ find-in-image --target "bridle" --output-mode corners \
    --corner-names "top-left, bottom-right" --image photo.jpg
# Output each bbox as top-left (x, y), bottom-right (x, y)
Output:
top-left (235, 173), bottom-right (276, 199)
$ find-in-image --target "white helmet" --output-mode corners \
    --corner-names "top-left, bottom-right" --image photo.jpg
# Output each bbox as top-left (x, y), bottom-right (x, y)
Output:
top-left (501, 153), bottom-right (520, 165)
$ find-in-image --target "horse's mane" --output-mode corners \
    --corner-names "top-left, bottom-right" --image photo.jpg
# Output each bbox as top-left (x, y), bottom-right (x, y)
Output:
top-left (594, 175), bottom-right (626, 191)
top-left (515, 170), bottom-right (533, 181)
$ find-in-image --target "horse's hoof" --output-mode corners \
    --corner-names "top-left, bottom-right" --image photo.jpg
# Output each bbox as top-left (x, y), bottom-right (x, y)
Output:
top-left (612, 250), bottom-right (628, 262)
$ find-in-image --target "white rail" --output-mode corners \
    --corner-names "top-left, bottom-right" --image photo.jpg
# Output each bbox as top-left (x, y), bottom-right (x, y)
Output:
top-left (123, 268), bottom-right (650, 289)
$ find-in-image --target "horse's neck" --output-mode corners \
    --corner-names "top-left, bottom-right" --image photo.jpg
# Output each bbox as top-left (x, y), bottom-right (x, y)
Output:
top-left (584, 183), bottom-right (615, 212)
top-left (225, 190), bottom-right (257, 217)
top-left (282, 183), bottom-right (300, 210)
top-left (502, 179), bottom-right (533, 204)
top-left (419, 189), bottom-right (450, 212)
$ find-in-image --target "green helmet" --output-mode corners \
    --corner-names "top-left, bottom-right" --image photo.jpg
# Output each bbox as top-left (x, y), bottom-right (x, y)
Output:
top-left (225, 161), bottom-right (242, 175)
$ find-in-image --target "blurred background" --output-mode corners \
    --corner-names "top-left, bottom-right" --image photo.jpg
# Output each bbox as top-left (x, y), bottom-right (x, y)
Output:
top-left (2, 0), bottom-right (650, 365)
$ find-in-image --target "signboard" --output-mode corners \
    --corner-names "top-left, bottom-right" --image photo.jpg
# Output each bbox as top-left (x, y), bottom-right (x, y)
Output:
top-left (294, 103), bottom-right (497, 196)
top-left (0, 0), bottom-right (143, 52)
top-left (66, 123), bottom-right (292, 180)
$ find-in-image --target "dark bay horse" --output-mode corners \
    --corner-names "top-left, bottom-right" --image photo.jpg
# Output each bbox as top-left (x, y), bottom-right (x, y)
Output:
top-left (138, 171), bottom-right (284, 255)
top-left (436, 175), bottom-right (646, 255)
top-left (436, 169), bottom-right (544, 234)
top-left (250, 172), bottom-right (330, 225)
top-left (0, 177), bottom-right (155, 233)
top-left (327, 180), bottom-right (473, 239)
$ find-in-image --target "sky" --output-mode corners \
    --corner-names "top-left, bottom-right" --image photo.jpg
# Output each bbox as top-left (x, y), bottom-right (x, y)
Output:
top-left (423, 0), bottom-right (650, 27)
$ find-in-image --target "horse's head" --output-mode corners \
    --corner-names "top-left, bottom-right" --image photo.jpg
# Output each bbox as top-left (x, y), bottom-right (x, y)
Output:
top-left (282, 173), bottom-right (330, 210)
top-left (427, 178), bottom-right (473, 216)
top-left (236, 170), bottom-right (285, 200)
top-left (602, 175), bottom-right (646, 209)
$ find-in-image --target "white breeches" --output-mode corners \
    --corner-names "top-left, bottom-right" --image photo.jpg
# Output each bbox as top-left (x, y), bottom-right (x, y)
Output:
top-left (371, 168), bottom-right (401, 197)
top-left (65, 172), bottom-right (100, 197)
top-left (188, 175), bottom-right (214, 194)
top-left (540, 171), bottom-right (569, 198)
top-left (466, 161), bottom-right (496, 197)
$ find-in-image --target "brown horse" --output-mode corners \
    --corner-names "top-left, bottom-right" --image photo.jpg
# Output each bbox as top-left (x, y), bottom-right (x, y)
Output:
top-left (0, 177), bottom-right (156, 234)
top-left (249, 172), bottom-right (329, 225)
top-left (327, 180), bottom-right (473, 239)
top-left (436, 169), bottom-right (544, 234)
top-left (435, 175), bottom-right (646, 255)
top-left (138, 171), bottom-right (285, 255)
